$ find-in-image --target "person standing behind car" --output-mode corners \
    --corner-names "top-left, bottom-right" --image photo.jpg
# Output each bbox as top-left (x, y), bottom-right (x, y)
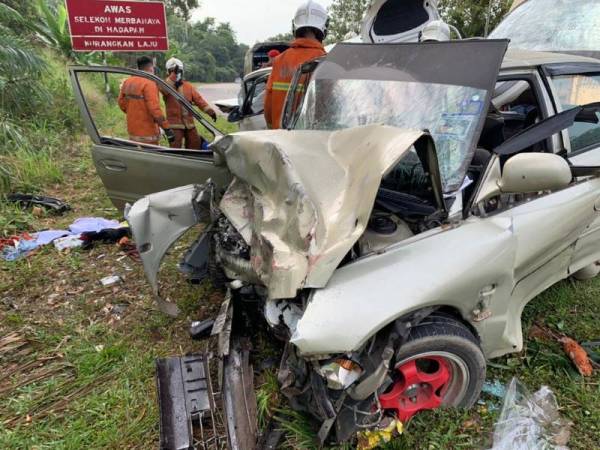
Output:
top-left (262, 49), bottom-right (281, 68)
top-left (162, 57), bottom-right (217, 149)
top-left (264, 1), bottom-right (328, 129)
top-left (118, 56), bottom-right (175, 146)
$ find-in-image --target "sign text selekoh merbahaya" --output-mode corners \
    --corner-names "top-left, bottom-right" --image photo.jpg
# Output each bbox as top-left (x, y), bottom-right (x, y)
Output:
top-left (65, 0), bottom-right (169, 52)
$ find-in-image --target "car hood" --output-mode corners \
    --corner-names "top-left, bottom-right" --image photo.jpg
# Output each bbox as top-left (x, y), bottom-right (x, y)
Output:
top-left (212, 125), bottom-right (424, 299)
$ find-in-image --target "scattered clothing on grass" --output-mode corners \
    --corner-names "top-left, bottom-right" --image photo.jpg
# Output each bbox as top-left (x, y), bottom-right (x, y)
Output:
top-left (69, 217), bottom-right (121, 234)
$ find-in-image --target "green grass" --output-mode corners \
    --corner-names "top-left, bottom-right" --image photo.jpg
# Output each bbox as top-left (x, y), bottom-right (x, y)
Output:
top-left (2, 132), bottom-right (599, 449)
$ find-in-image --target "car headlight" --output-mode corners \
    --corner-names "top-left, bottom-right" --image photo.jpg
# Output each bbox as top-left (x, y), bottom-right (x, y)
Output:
top-left (317, 358), bottom-right (363, 390)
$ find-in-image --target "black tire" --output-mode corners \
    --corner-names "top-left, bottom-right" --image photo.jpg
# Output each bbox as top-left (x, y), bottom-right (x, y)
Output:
top-left (392, 313), bottom-right (486, 409)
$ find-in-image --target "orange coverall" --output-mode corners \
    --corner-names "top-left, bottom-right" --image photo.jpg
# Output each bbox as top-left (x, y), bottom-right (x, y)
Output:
top-left (264, 38), bottom-right (326, 129)
top-left (162, 79), bottom-right (212, 149)
top-left (118, 76), bottom-right (169, 145)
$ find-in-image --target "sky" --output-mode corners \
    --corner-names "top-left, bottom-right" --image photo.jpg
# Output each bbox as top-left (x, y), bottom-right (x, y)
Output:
top-left (191, 0), bottom-right (335, 46)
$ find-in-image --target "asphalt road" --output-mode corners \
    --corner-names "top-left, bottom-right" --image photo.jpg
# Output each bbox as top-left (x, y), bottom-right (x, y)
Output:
top-left (194, 82), bottom-right (240, 102)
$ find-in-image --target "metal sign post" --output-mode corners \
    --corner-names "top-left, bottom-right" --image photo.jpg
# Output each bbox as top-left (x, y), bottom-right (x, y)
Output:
top-left (102, 51), bottom-right (110, 98)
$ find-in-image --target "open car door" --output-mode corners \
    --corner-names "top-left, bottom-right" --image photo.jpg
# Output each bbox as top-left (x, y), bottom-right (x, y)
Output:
top-left (226, 69), bottom-right (270, 131)
top-left (69, 66), bottom-right (232, 211)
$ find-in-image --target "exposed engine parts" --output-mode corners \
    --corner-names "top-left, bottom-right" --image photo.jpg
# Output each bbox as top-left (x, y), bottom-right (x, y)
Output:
top-left (213, 215), bottom-right (250, 260)
top-left (358, 213), bottom-right (414, 256)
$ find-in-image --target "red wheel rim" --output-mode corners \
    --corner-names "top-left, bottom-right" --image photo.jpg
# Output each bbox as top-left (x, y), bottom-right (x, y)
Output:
top-left (378, 356), bottom-right (452, 423)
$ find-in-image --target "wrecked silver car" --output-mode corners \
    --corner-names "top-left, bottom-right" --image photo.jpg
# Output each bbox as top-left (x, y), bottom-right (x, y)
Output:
top-left (127, 41), bottom-right (600, 445)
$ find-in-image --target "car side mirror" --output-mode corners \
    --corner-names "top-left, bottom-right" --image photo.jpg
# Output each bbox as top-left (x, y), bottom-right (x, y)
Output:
top-left (499, 153), bottom-right (572, 194)
top-left (228, 106), bottom-right (242, 123)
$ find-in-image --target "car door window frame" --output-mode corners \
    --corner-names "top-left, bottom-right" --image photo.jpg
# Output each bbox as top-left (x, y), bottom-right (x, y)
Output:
top-left (541, 62), bottom-right (600, 157)
top-left (470, 102), bottom-right (600, 217)
top-left (241, 73), bottom-right (269, 117)
top-left (497, 70), bottom-right (557, 150)
top-left (465, 70), bottom-right (555, 216)
top-left (69, 65), bottom-right (224, 151)
top-left (281, 59), bottom-right (321, 130)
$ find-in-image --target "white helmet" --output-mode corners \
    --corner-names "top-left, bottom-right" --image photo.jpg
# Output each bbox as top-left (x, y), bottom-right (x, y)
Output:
top-left (166, 57), bottom-right (184, 72)
top-left (292, 1), bottom-right (329, 40)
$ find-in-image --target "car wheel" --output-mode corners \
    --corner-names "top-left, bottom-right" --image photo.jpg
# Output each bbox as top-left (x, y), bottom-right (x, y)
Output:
top-left (378, 313), bottom-right (486, 423)
top-left (572, 263), bottom-right (600, 281)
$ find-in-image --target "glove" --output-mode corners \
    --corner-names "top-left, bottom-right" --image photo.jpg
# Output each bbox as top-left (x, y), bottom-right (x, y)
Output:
top-left (207, 109), bottom-right (217, 122)
top-left (164, 128), bottom-right (176, 143)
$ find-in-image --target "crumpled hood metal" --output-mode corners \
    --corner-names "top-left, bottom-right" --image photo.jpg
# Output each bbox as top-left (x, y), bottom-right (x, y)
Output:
top-left (212, 125), bottom-right (424, 299)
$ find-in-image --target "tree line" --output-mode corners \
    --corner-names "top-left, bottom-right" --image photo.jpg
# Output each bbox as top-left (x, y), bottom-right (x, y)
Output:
top-left (326, 0), bottom-right (514, 42)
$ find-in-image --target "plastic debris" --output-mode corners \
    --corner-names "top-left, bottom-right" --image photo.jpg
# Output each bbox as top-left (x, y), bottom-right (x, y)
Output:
top-left (490, 378), bottom-right (572, 450)
top-left (560, 337), bottom-right (593, 376)
top-left (7, 193), bottom-right (71, 215)
top-left (54, 235), bottom-right (84, 251)
top-left (318, 359), bottom-right (363, 390)
top-left (100, 275), bottom-right (123, 287)
top-left (189, 319), bottom-right (215, 340)
top-left (357, 418), bottom-right (403, 450)
top-left (581, 340), bottom-right (600, 365)
top-left (482, 379), bottom-right (507, 399)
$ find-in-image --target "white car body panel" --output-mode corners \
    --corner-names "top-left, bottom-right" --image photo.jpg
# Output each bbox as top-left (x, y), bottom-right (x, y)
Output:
top-left (292, 177), bottom-right (600, 357)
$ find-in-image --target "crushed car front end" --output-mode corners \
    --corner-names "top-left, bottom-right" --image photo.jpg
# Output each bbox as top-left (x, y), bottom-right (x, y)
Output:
top-left (127, 40), bottom-right (513, 446)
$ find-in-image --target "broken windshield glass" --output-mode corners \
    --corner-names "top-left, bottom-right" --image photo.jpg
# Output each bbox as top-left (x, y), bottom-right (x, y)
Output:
top-left (295, 79), bottom-right (486, 192)
top-left (490, 0), bottom-right (600, 57)
top-left (291, 41), bottom-right (508, 193)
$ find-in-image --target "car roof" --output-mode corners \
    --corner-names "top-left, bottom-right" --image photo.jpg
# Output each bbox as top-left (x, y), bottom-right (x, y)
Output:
top-left (501, 48), bottom-right (600, 70)
top-left (244, 67), bottom-right (272, 81)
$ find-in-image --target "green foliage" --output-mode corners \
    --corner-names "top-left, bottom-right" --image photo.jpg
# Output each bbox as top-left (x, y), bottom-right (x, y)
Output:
top-left (0, 146), bottom-right (63, 194)
top-left (165, 15), bottom-right (248, 82)
top-left (267, 32), bottom-right (294, 43)
top-left (34, 0), bottom-right (75, 61)
top-left (325, 0), bottom-right (513, 43)
top-left (327, 0), bottom-right (370, 42)
top-left (440, 0), bottom-right (513, 38)
top-left (0, 3), bottom-right (49, 116)
top-left (161, 0), bottom-right (200, 21)
top-left (0, 201), bottom-right (34, 237)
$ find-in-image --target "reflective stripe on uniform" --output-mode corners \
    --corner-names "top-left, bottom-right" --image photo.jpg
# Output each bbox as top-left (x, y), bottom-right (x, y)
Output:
top-left (129, 134), bottom-right (160, 142)
top-left (272, 82), bottom-right (291, 92)
top-left (272, 82), bottom-right (306, 93)
top-left (125, 94), bottom-right (144, 100)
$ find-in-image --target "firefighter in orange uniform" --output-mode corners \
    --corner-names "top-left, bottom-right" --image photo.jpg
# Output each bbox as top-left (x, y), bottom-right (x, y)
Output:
top-left (118, 56), bottom-right (174, 146)
top-left (162, 58), bottom-right (217, 149)
top-left (264, 1), bottom-right (328, 129)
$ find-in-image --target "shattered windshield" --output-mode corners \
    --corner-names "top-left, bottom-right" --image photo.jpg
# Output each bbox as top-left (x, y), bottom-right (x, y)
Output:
top-left (290, 41), bottom-right (508, 193)
top-left (295, 79), bottom-right (486, 192)
top-left (490, 0), bottom-right (600, 55)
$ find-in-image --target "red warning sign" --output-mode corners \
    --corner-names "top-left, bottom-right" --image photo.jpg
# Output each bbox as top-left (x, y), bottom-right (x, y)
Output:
top-left (65, 0), bottom-right (169, 52)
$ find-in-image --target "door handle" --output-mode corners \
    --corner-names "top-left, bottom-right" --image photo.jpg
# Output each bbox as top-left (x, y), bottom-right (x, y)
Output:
top-left (99, 159), bottom-right (127, 172)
